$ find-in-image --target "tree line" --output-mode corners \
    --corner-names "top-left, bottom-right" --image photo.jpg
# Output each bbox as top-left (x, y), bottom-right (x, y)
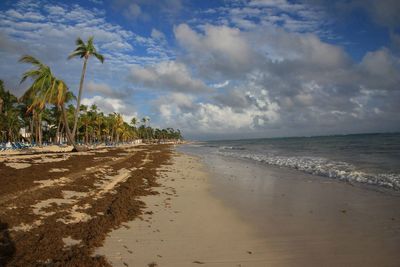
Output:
top-left (0, 37), bottom-right (183, 151)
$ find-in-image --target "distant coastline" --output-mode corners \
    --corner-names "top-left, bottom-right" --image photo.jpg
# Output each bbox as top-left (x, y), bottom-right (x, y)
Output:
top-left (199, 131), bottom-right (400, 143)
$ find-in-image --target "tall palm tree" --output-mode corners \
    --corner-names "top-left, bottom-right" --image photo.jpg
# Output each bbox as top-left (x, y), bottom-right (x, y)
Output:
top-left (114, 113), bottom-right (124, 144)
top-left (68, 36), bottom-right (104, 139)
top-left (0, 83), bottom-right (21, 142)
top-left (94, 112), bottom-right (104, 143)
top-left (19, 55), bottom-right (79, 150)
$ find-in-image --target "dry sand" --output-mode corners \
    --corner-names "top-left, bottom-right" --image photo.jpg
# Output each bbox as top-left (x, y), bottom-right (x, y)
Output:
top-left (97, 153), bottom-right (270, 266)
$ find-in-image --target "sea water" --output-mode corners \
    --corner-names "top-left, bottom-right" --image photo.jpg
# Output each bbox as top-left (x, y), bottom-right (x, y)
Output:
top-left (182, 133), bottom-right (400, 191)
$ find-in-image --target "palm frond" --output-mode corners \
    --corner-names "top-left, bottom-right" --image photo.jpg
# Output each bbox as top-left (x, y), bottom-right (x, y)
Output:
top-left (68, 50), bottom-right (85, 60)
top-left (75, 37), bottom-right (85, 47)
top-left (20, 70), bottom-right (40, 84)
top-left (19, 55), bottom-right (43, 67)
top-left (87, 36), bottom-right (94, 47)
top-left (66, 91), bottom-right (76, 101)
top-left (93, 52), bottom-right (105, 63)
top-left (56, 80), bottom-right (67, 105)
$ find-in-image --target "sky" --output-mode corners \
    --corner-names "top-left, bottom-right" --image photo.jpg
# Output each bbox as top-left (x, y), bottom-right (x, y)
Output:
top-left (0, 0), bottom-right (399, 140)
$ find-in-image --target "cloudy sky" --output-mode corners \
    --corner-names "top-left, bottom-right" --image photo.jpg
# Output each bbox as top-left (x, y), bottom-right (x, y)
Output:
top-left (0, 0), bottom-right (399, 140)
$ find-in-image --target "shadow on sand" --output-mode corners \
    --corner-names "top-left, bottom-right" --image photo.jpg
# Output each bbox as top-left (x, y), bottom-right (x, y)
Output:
top-left (0, 220), bottom-right (15, 266)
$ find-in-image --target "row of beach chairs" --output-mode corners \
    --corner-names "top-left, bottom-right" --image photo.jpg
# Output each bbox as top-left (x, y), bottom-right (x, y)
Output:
top-left (0, 142), bottom-right (33, 151)
top-left (0, 142), bottom-right (56, 151)
top-left (0, 140), bottom-right (144, 151)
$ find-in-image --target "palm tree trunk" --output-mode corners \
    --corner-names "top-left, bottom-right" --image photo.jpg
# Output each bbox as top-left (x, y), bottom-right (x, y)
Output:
top-left (34, 112), bottom-right (39, 145)
top-left (72, 57), bottom-right (88, 139)
top-left (29, 115), bottom-right (33, 144)
top-left (56, 116), bottom-right (62, 144)
top-left (38, 113), bottom-right (42, 146)
top-left (85, 124), bottom-right (88, 145)
top-left (61, 104), bottom-right (80, 152)
top-left (60, 123), bottom-right (65, 144)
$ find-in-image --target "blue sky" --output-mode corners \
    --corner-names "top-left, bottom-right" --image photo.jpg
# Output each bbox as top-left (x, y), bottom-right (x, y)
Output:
top-left (0, 0), bottom-right (399, 140)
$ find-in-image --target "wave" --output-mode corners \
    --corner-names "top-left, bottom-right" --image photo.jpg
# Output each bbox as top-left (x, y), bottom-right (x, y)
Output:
top-left (218, 151), bottom-right (400, 191)
top-left (219, 146), bottom-right (246, 150)
top-left (199, 145), bottom-right (246, 150)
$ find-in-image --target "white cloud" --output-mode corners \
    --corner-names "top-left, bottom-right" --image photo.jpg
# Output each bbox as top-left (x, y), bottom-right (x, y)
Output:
top-left (151, 28), bottom-right (166, 40)
top-left (126, 3), bottom-right (142, 19)
top-left (130, 61), bottom-right (211, 93)
top-left (360, 48), bottom-right (399, 78)
top-left (87, 81), bottom-right (113, 95)
top-left (81, 95), bottom-right (138, 123)
top-left (88, 0), bottom-right (103, 4)
top-left (174, 23), bottom-right (257, 76)
top-left (0, 0), bottom-right (172, 96)
top-left (1, 0), bottom-right (400, 139)
top-left (211, 80), bottom-right (230, 88)
top-left (155, 88), bottom-right (280, 135)
top-left (353, 0), bottom-right (400, 28)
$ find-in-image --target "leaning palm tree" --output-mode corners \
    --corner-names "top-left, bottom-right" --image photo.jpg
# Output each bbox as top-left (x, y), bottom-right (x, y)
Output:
top-left (68, 36), bottom-right (104, 139)
top-left (19, 55), bottom-right (81, 151)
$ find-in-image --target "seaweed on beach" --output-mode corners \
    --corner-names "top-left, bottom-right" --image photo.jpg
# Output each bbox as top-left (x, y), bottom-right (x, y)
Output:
top-left (0, 144), bottom-right (172, 266)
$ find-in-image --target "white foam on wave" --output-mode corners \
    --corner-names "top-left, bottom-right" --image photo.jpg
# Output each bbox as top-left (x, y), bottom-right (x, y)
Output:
top-left (218, 151), bottom-right (400, 191)
top-left (220, 146), bottom-right (246, 150)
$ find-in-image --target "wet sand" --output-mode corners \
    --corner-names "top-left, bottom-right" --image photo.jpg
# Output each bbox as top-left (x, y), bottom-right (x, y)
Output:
top-left (202, 153), bottom-right (400, 266)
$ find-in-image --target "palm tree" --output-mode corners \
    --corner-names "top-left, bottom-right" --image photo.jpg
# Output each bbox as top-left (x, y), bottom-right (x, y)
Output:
top-left (0, 81), bottom-right (19, 142)
top-left (130, 117), bottom-right (137, 128)
top-left (141, 116), bottom-right (151, 141)
top-left (130, 117), bottom-right (138, 138)
top-left (68, 36), bottom-right (104, 139)
top-left (114, 113), bottom-right (124, 144)
top-left (94, 112), bottom-right (104, 143)
top-left (19, 55), bottom-right (79, 151)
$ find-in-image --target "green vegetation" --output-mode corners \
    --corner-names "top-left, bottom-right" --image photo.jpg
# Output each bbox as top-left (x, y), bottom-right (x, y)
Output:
top-left (0, 80), bottom-right (21, 143)
top-left (0, 36), bottom-right (183, 150)
top-left (68, 36), bottom-right (104, 139)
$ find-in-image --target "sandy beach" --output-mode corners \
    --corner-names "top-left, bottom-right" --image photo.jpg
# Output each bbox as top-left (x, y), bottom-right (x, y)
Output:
top-left (1, 144), bottom-right (399, 266)
top-left (96, 151), bottom-right (268, 266)
top-left (0, 144), bottom-right (171, 266)
top-left (2, 0), bottom-right (400, 265)
top-left (96, 147), bottom-right (400, 267)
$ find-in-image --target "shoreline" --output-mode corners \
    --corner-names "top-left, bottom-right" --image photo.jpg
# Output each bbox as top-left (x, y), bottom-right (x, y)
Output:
top-left (1, 144), bottom-right (399, 266)
top-left (97, 148), bottom-right (400, 266)
top-left (196, 149), bottom-right (400, 266)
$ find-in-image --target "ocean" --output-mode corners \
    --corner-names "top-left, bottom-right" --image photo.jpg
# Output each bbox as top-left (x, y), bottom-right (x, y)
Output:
top-left (182, 133), bottom-right (400, 191)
